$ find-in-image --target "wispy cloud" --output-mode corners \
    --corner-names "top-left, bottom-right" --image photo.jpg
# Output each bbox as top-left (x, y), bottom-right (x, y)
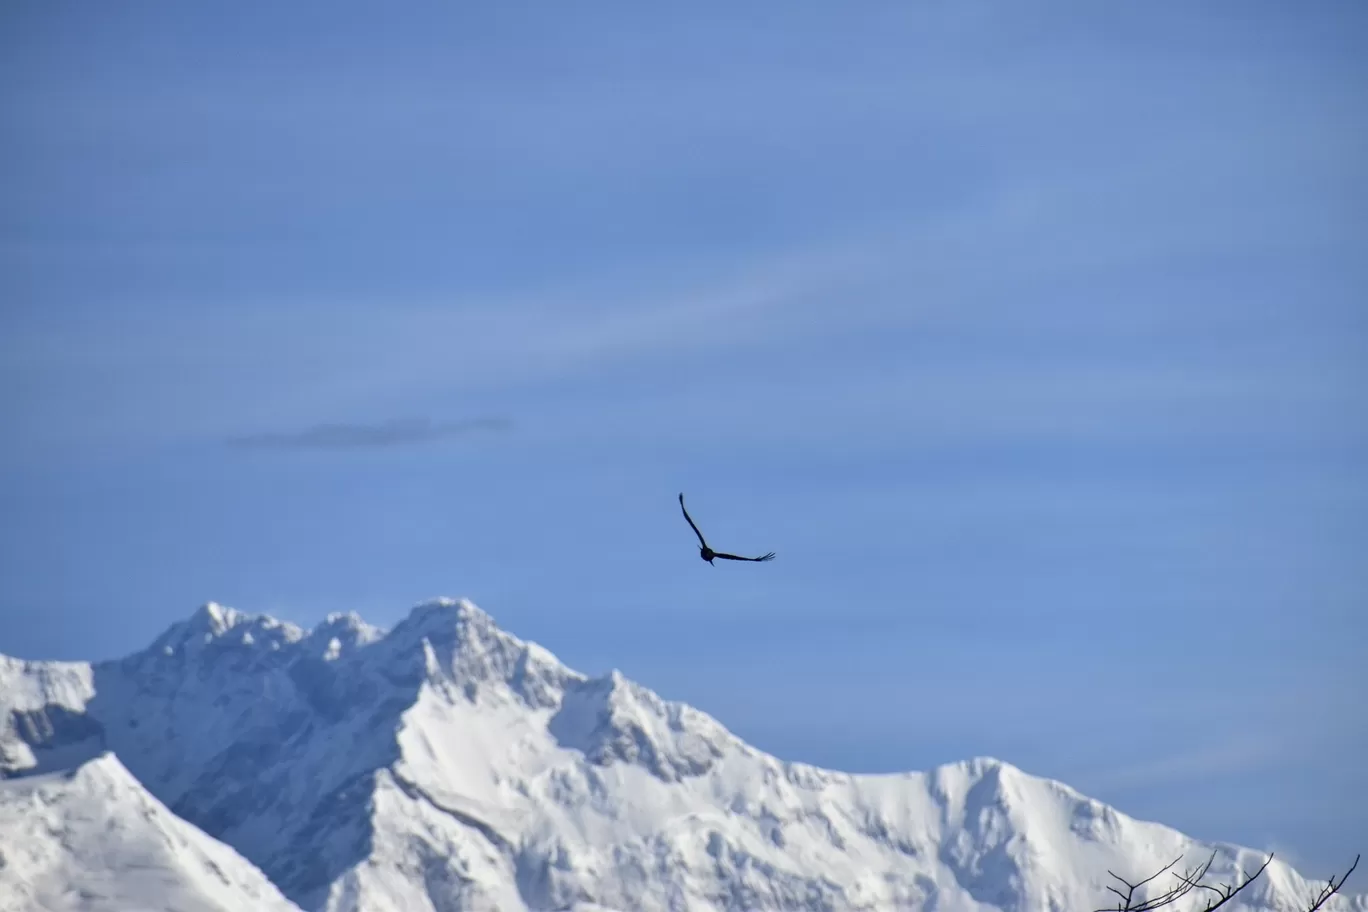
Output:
top-left (1082, 734), bottom-right (1285, 793)
top-left (226, 417), bottom-right (511, 450)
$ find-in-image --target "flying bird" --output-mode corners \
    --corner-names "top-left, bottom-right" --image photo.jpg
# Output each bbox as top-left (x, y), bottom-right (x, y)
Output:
top-left (678, 493), bottom-right (776, 565)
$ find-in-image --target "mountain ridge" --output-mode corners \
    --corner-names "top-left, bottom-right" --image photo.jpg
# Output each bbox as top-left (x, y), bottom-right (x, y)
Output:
top-left (0, 750), bottom-right (301, 912)
top-left (1, 597), bottom-right (1362, 912)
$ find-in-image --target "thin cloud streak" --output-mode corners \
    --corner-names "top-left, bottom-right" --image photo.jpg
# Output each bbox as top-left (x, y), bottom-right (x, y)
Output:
top-left (226, 417), bottom-right (511, 450)
top-left (1081, 735), bottom-right (1286, 793)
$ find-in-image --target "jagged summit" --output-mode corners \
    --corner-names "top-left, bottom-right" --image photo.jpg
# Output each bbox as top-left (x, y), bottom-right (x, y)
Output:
top-left (317, 610), bottom-right (383, 641)
top-left (2, 597), bottom-right (1363, 912)
top-left (144, 597), bottom-right (502, 657)
top-left (411, 594), bottom-right (490, 622)
top-left (200, 600), bottom-right (239, 632)
top-left (306, 612), bottom-right (384, 661)
top-left (388, 596), bottom-right (507, 651)
top-left (148, 600), bottom-right (306, 658)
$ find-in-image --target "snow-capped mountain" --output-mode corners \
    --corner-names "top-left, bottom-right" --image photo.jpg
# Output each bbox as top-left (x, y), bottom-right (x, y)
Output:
top-left (0, 753), bottom-right (300, 912)
top-left (1, 598), bottom-right (1361, 912)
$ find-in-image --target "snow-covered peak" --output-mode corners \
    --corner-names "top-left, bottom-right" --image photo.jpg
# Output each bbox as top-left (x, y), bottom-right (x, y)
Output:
top-left (146, 601), bottom-right (305, 659)
top-left (379, 597), bottom-right (580, 709)
top-left (382, 597), bottom-right (500, 663)
top-left (401, 596), bottom-right (498, 642)
top-left (0, 752), bottom-right (301, 912)
top-left (303, 611), bottom-right (384, 661)
top-left (321, 610), bottom-right (384, 643)
top-left (2, 597), bottom-right (1364, 912)
top-left (200, 600), bottom-right (237, 634)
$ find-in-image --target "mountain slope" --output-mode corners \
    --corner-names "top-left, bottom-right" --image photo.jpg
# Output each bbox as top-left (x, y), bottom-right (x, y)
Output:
top-left (0, 752), bottom-right (301, 912)
top-left (1, 597), bottom-right (1362, 912)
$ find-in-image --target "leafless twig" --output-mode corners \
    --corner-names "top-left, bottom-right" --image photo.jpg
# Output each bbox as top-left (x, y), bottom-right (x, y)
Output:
top-left (1182, 853), bottom-right (1271, 911)
top-left (1306, 854), bottom-right (1360, 912)
top-left (1096, 851), bottom-right (1361, 912)
top-left (1094, 852), bottom-right (1213, 912)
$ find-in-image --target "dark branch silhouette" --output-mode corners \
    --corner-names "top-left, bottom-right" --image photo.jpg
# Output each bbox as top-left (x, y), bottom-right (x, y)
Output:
top-left (1182, 853), bottom-right (1271, 912)
top-left (1094, 851), bottom-right (1360, 912)
top-left (678, 493), bottom-right (775, 565)
top-left (1307, 855), bottom-right (1360, 912)
top-left (1097, 854), bottom-right (1210, 912)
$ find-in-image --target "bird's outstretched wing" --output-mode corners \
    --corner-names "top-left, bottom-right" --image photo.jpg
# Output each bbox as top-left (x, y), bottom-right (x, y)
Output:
top-left (678, 493), bottom-right (709, 548)
top-left (713, 551), bottom-right (776, 562)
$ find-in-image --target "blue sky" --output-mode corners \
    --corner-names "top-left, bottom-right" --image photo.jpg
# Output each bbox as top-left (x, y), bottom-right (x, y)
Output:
top-left (3, 0), bottom-right (1365, 876)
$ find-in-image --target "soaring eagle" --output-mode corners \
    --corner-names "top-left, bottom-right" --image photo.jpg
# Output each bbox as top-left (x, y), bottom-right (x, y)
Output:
top-left (678, 493), bottom-right (776, 565)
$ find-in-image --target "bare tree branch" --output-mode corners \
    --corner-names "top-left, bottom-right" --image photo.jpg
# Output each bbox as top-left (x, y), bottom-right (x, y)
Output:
top-left (1305, 854), bottom-right (1360, 912)
top-left (1093, 853), bottom-right (1212, 912)
top-left (1097, 851), bottom-right (1361, 912)
top-left (1182, 853), bottom-right (1271, 912)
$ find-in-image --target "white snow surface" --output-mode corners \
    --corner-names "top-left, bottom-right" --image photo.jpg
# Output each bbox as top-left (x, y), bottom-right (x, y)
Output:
top-left (0, 597), bottom-right (1363, 912)
top-left (0, 751), bottom-right (300, 912)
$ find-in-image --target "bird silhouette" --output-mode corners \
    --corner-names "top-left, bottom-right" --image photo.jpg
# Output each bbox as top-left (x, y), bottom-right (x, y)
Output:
top-left (678, 493), bottom-right (776, 565)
